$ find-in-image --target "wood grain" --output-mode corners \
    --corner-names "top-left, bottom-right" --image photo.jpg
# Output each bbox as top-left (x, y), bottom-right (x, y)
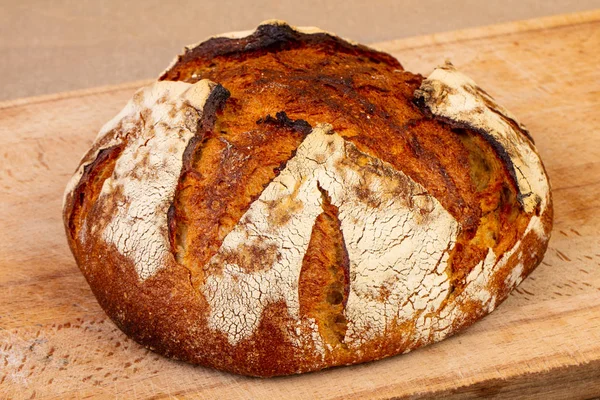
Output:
top-left (1, 11), bottom-right (600, 400)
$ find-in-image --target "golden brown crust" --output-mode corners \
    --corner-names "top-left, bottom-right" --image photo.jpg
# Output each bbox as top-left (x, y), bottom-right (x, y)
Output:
top-left (63, 21), bottom-right (553, 377)
top-left (171, 111), bottom-right (310, 290)
top-left (298, 185), bottom-right (350, 349)
top-left (161, 23), bottom-right (480, 232)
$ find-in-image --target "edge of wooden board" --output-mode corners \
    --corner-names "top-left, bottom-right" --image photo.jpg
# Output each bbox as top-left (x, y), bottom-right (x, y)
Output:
top-left (1, 9), bottom-right (598, 111)
top-left (371, 8), bottom-right (600, 52)
top-left (415, 359), bottom-right (600, 400)
top-left (0, 79), bottom-right (152, 111)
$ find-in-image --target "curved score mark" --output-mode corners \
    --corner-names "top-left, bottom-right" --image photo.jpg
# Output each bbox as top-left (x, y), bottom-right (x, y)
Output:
top-left (67, 145), bottom-right (124, 241)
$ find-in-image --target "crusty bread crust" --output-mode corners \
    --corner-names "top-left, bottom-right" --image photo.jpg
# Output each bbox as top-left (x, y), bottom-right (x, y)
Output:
top-left (63, 21), bottom-right (552, 377)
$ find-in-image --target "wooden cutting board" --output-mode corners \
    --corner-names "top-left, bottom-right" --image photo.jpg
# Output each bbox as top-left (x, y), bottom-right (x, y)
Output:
top-left (1, 10), bottom-right (600, 400)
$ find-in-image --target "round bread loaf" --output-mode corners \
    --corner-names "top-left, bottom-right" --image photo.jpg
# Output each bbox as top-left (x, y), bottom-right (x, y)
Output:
top-left (63, 20), bottom-right (553, 377)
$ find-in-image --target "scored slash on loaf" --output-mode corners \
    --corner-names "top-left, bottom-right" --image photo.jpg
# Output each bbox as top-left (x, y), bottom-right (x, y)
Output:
top-left (63, 20), bottom-right (552, 377)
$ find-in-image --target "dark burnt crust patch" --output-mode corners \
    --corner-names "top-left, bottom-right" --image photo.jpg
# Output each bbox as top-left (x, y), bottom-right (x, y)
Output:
top-left (198, 84), bottom-right (231, 132)
top-left (170, 99), bottom-right (311, 287)
top-left (160, 22), bottom-right (402, 81)
top-left (256, 111), bottom-right (312, 136)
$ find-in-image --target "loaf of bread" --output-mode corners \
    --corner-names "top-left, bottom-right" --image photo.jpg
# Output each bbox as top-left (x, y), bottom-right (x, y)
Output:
top-left (63, 20), bottom-right (552, 377)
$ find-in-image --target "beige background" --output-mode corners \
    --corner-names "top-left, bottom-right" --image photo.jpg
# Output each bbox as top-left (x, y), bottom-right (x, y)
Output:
top-left (2, 0), bottom-right (600, 101)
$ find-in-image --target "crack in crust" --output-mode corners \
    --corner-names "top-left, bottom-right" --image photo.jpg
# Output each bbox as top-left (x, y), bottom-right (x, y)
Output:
top-left (256, 111), bottom-right (312, 135)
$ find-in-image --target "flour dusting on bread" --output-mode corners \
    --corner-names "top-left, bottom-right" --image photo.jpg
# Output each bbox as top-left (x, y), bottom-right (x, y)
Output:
top-left (96, 80), bottom-right (217, 279)
top-left (63, 20), bottom-right (553, 377)
top-left (203, 124), bottom-right (458, 346)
